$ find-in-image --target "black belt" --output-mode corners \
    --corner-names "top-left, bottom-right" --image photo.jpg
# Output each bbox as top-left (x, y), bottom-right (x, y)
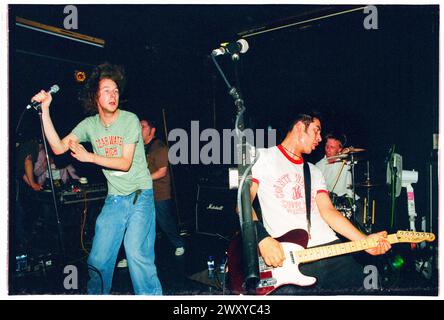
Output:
top-left (133, 189), bottom-right (142, 205)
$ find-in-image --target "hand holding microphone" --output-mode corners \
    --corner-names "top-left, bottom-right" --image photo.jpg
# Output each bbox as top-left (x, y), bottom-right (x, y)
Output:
top-left (28, 85), bottom-right (60, 111)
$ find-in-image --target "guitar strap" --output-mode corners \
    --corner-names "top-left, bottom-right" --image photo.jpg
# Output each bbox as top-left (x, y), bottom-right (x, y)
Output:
top-left (303, 158), bottom-right (311, 238)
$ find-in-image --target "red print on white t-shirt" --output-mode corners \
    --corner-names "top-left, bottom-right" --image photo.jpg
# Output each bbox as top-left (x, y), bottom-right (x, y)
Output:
top-left (273, 173), bottom-right (306, 215)
top-left (292, 185), bottom-right (303, 200)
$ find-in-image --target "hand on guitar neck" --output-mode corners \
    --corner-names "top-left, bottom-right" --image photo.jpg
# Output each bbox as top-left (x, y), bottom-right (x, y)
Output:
top-left (364, 230), bottom-right (392, 256)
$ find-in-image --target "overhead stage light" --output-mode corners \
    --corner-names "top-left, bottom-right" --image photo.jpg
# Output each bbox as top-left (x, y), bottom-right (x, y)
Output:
top-left (75, 70), bottom-right (86, 83)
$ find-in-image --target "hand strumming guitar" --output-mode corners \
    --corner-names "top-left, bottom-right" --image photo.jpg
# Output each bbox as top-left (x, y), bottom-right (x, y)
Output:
top-left (258, 237), bottom-right (286, 267)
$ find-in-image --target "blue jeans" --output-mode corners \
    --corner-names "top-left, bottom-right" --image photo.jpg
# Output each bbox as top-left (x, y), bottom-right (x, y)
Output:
top-left (87, 189), bottom-right (162, 295)
top-left (155, 199), bottom-right (184, 249)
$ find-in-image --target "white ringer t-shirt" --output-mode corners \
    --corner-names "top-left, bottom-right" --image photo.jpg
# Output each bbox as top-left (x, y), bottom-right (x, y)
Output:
top-left (252, 145), bottom-right (338, 247)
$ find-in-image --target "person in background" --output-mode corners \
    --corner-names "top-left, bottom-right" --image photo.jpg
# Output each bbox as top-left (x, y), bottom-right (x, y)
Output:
top-left (33, 143), bottom-right (80, 187)
top-left (315, 132), bottom-right (362, 227)
top-left (141, 119), bottom-right (185, 256)
top-left (13, 137), bottom-right (41, 252)
top-left (315, 133), bottom-right (355, 198)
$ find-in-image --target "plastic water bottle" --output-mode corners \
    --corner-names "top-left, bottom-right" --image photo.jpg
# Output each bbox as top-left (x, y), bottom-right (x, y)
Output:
top-left (207, 255), bottom-right (215, 279)
top-left (219, 257), bottom-right (226, 285)
top-left (16, 254), bottom-right (27, 272)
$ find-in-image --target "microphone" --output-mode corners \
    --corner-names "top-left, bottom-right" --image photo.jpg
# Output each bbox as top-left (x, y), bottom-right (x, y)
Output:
top-left (212, 39), bottom-right (249, 57)
top-left (26, 85), bottom-right (60, 110)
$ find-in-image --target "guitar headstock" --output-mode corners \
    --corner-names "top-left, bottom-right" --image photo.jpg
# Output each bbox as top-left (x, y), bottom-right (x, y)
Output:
top-left (396, 230), bottom-right (435, 243)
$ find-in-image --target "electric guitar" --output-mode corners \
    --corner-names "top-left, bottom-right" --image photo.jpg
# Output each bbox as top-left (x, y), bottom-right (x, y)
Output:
top-left (226, 229), bottom-right (435, 295)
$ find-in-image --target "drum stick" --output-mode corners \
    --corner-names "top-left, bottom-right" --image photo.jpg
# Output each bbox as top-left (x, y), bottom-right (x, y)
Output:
top-left (331, 161), bottom-right (346, 193)
top-left (372, 200), bottom-right (375, 224)
top-left (363, 197), bottom-right (367, 224)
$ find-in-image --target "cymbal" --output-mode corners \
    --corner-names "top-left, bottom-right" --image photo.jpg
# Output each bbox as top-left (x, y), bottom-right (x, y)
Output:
top-left (326, 147), bottom-right (366, 161)
top-left (356, 180), bottom-right (382, 188)
top-left (342, 147), bottom-right (366, 154)
top-left (326, 153), bottom-right (349, 161)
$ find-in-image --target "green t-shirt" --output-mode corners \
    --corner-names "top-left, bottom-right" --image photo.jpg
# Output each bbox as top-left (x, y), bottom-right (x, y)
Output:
top-left (72, 110), bottom-right (152, 195)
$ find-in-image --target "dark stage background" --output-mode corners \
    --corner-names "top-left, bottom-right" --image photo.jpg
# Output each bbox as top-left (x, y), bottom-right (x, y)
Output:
top-left (9, 5), bottom-right (438, 241)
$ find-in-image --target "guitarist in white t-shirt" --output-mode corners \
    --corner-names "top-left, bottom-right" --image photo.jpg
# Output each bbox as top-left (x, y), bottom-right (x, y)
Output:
top-left (250, 113), bottom-right (391, 294)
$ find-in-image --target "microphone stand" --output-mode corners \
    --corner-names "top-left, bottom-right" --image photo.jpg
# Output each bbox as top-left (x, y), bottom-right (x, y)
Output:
top-left (33, 104), bottom-right (66, 282)
top-left (364, 161), bottom-right (372, 233)
top-left (211, 53), bottom-right (259, 293)
top-left (349, 152), bottom-right (357, 226)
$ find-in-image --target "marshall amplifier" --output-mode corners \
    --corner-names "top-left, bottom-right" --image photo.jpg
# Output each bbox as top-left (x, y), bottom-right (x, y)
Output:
top-left (195, 185), bottom-right (240, 239)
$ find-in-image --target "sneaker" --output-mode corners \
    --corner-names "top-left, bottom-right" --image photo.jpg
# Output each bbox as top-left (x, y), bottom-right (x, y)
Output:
top-left (117, 258), bottom-right (128, 268)
top-left (175, 247), bottom-right (185, 256)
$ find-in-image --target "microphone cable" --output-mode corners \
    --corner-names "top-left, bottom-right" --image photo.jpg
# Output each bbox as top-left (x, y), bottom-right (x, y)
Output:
top-left (211, 54), bottom-right (232, 90)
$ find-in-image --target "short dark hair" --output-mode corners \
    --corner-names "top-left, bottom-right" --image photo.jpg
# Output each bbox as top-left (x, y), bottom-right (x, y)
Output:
top-left (324, 132), bottom-right (347, 147)
top-left (287, 111), bottom-right (322, 133)
top-left (79, 62), bottom-right (126, 115)
top-left (143, 119), bottom-right (157, 129)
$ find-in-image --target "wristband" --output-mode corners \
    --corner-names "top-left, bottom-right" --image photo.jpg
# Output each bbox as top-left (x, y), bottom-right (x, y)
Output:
top-left (255, 221), bottom-right (270, 242)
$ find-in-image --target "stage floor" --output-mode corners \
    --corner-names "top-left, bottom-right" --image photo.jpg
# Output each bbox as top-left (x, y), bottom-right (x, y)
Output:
top-left (9, 227), bottom-right (438, 297)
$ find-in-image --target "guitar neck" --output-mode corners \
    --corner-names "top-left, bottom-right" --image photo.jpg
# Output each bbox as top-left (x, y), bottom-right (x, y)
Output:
top-left (296, 234), bottom-right (399, 264)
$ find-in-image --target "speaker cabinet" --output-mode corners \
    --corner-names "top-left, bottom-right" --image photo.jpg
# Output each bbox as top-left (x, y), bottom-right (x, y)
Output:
top-left (195, 185), bottom-right (239, 239)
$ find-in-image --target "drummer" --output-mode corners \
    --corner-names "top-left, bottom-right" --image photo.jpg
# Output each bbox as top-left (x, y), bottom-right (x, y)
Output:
top-left (315, 133), bottom-right (361, 219)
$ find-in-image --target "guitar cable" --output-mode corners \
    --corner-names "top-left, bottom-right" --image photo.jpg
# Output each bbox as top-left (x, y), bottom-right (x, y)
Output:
top-left (80, 192), bottom-right (90, 255)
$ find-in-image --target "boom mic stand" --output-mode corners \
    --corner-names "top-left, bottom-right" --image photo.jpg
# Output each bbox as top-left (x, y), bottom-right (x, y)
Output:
top-left (211, 51), bottom-right (259, 293)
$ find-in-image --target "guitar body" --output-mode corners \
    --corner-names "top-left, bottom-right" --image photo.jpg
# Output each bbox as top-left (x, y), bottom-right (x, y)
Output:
top-left (227, 229), bottom-right (316, 295)
top-left (226, 228), bottom-right (435, 295)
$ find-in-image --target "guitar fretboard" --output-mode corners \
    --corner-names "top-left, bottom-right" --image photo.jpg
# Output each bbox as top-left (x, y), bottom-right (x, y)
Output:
top-left (296, 234), bottom-right (399, 263)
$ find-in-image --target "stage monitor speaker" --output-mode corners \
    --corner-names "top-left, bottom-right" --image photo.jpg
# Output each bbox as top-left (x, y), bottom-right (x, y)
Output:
top-left (195, 185), bottom-right (240, 239)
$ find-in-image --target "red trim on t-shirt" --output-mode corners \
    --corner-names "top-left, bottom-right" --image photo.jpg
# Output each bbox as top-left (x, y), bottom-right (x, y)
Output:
top-left (277, 145), bottom-right (304, 164)
top-left (317, 189), bottom-right (329, 195)
top-left (251, 178), bottom-right (260, 185)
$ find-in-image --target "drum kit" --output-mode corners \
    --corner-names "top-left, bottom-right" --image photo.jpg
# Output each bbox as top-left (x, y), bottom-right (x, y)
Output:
top-left (326, 147), bottom-right (381, 233)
